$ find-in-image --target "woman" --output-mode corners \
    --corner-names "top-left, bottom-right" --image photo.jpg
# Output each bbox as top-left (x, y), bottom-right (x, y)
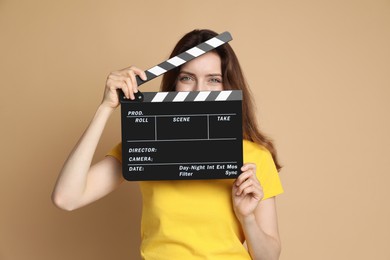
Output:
top-left (52, 29), bottom-right (284, 260)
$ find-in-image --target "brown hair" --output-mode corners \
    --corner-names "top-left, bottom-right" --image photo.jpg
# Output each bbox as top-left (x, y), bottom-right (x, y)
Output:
top-left (160, 29), bottom-right (282, 171)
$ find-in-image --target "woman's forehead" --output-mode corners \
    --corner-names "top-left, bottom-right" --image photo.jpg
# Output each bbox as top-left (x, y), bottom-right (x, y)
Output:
top-left (180, 52), bottom-right (222, 74)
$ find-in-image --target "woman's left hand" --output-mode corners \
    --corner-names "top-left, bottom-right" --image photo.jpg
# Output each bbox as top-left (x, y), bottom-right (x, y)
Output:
top-left (232, 163), bottom-right (264, 222)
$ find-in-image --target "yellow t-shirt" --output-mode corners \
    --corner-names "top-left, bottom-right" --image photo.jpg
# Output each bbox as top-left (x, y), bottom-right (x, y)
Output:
top-left (107, 139), bottom-right (283, 259)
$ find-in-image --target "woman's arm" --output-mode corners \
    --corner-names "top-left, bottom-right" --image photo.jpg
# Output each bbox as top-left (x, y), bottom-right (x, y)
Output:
top-left (232, 164), bottom-right (281, 260)
top-left (51, 66), bottom-right (146, 211)
top-left (51, 104), bottom-right (122, 211)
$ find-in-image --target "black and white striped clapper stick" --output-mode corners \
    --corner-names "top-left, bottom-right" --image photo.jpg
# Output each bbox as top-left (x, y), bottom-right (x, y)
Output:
top-left (120, 31), bottom-right (232, 100)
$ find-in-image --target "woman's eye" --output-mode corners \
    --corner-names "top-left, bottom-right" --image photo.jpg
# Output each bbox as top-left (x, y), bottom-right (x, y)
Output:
top-left (179, 76), bottom-right (193, 82)
top-left (209, 77), bottom-right (222, 84)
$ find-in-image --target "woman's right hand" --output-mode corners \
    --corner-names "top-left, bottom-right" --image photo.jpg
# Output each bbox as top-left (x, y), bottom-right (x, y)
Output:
top-left (101, 66), bottom-right (147, 109)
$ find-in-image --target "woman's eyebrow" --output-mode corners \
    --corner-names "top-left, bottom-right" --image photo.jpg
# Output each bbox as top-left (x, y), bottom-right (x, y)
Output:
top-left (179, 71), bottom-right (195, 76)
top-left (179, 71), bottom-right (222, 77)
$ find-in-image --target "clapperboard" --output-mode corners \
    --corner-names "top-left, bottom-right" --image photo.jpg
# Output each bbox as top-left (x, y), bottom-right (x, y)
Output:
top-left (120, 32), bottom-right (243, 181)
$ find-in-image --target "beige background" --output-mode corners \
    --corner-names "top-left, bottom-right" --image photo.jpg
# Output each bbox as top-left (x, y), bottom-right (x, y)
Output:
top-left (1, 0), bottom-right (389, 259)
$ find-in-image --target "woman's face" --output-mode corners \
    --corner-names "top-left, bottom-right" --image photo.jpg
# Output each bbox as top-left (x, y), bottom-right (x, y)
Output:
top-left (175, 52), bottom-right (223, 92)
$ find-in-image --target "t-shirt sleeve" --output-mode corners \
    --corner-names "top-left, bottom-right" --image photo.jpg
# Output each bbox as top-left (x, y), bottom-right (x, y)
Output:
top-left (243, 140), bottom-right (284, 200)
top-left (257, 148), bottom-right (284, 200)
top-left (106, 142), bottom-right (122, 163)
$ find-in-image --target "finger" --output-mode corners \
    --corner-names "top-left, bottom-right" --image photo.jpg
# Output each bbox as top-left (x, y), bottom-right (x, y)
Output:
top-left (235, 170), bottom-right (255, 186)
top-left (241, 163), bottom-right (256, 172)
top-left (107, 74), bottom-right (124, 81)
top-left (232, 181), bottom-right (238, 193)
top-left (130, 66), bottom-right (147, 81)
top-left (236, 176), bottom-right (261, 195)
top-left (106, 76), bottom-right (129, 98)
top-left (243, 186), bottom-right (262, 201)
top-left (107, 74), bottom-right (128, 87)
top-left (110, 80), bottom-right (129, 99)
top-left (107, 77), bottom-right (125, 91)
top-left (129, 70), bottom-right (138, 94)
top-left (125, 77), bottom-right (135, 100)
top-left (235, 178), bottom-right (254, 196)
top-left (238, 184), bottom-right (263, 200)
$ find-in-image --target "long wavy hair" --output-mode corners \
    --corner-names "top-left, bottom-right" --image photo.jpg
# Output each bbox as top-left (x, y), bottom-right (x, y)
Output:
top-left (160, 29), bottom-right (282, 171)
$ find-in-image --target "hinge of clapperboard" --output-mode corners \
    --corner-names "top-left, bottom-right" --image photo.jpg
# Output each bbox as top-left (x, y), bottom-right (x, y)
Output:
top-left (119, 31), bottom-right (233, 102)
